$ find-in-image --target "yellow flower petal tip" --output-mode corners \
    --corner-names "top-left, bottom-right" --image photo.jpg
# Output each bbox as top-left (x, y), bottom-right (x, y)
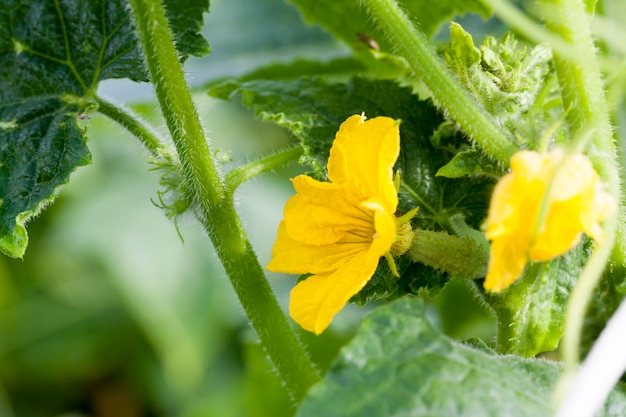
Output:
top-left (268, 114), bottom-right (403, 333)
top-left (484, 149), bottom-right (615, 293)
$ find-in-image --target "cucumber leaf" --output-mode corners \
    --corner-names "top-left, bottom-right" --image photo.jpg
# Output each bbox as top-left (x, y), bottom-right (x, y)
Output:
top-left (0, 0), bottom-right (210, 257)
top-left (297, 297), bottom-right (626, 417)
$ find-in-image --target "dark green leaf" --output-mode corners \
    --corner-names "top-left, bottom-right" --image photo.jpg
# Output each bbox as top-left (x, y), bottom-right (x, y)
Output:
top-left (353, 250), bottom-right (450, 307)
top-left (437, 148), bottom-right (504, 178)
top-left (297, 297), bottom-right (626, 417)
top-left (487, 244), bottom-right (587, 357)
top-left (0, 0), bottom-right (209, 257)
top-left (163, 0), bottom-right (211, 59)
top-left (0, 109), bottom-right (91, 258)
top-left (350, 257), bottom-right (412, 306)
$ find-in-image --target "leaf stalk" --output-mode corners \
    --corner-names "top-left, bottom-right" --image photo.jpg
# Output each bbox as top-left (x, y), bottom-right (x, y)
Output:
top-left (225, 146), bottom-right (303, 194)
top-left (95, 95), bottom-right (164, 156)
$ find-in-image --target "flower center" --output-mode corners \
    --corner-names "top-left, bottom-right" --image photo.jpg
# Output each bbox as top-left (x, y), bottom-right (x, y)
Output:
top-left (390, 221), bottom-right (414, 257)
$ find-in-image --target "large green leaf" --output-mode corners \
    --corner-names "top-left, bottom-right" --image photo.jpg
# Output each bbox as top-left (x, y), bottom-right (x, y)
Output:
top-left (0, 0), bottom-right (209, 257)
top-left (296, 297), bottom-right (626, 417)
top-left (211, 76), bottom-right (493, 301)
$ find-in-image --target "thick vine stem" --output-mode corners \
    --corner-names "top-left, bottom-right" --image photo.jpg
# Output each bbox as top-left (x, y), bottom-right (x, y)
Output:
top-left (127, 0), bottom-right (319, 401)
top-left (360, 0), bottom-right (517, 165)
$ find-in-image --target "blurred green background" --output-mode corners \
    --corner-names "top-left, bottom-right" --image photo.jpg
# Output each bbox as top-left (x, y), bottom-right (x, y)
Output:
top-left (0, 1), bottom-right (364, 415)
top-left (8, 0), bottom-right (626, 415)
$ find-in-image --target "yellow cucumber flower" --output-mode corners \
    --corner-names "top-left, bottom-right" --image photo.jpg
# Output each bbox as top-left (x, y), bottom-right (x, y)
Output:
top-left (484, 149), bottom-right (615, 292)
top-left (267, 114), bottom-right (401, 334)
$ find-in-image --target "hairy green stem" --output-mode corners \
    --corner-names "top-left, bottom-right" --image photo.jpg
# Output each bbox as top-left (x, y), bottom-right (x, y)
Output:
top-left (360, 0), bottom-right (517, 165)
top-left (537, 0), bottom-right (622, 368)
top-left (225, 147), bottom-right (303, 194)
top-left (128, 0), bottom-right (319, 401)
top-left (95, 95), bottom-right (163, 155)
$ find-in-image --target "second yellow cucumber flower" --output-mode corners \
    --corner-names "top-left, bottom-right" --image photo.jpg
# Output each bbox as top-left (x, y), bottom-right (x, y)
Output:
top-left (484, 149), bottom-right (615, 292)
top-left (267, 114), bottom-right (403, 334)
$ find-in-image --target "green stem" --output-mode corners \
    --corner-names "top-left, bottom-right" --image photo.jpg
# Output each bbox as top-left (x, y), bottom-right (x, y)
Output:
top-left (225, 147), bottom-right (303, 194)
top-left (95, 95), bottom-right (163, 156)
top-left (536, 0), bottom-right (622, 368)
top-left (360, 0), bottom-right (517, 165)
top-left (128, 0), bottom-right (319, 401)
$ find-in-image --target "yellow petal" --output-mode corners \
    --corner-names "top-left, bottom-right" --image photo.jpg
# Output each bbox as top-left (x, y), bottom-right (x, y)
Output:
top-left (484, 148), bottom-right (616, 292)
top-left (289, 248), bottom-right (380, 334)
top-left (510, 150), bottom-right (546, 183)
top-left (530, 153), bottom-right (613, 260)
top-left (327, 114), bottom-right (399, 213)
top-left (268, 114), bottom-right (403, 333)
top-left (549, 152), bottom-right (595, 201)
top-left (283, 176), bottom-right (374, 245)
top-left (530, 197), bottom-right (584, 261)
top-left (525, 152), bottom-right (593, 260)
top-left (287, 199), bottom-right (395, 334)
top-left (580, 179), bottom-right (615, 242)
top-left (485, 153), bottom-right (543, 291)
top-left (484, 236), bottom-right (529, 293)
top-left (267, 222), bottom-right (371, 274)
top-left (485, 173), bottom-right (517, 239)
